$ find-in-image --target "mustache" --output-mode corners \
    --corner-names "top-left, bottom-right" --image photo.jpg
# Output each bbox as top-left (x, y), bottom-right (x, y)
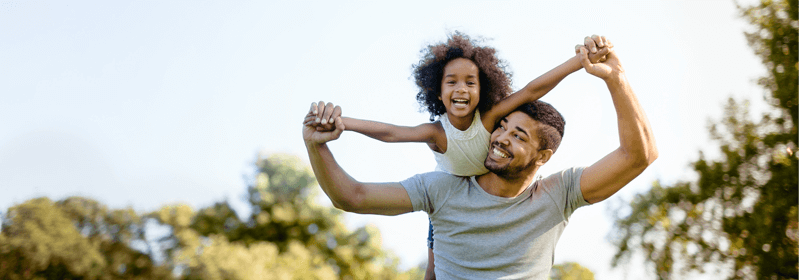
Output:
top-left (491, 141), bottom-right (511, 157)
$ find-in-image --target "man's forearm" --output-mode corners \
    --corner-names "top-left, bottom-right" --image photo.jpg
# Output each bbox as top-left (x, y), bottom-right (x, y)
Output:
top-left (305, 141), bottom-right (361, 210)
top-left (605, 74), bottom-right (658, 165)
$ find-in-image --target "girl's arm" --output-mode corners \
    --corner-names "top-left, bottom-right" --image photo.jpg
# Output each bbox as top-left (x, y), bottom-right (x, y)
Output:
top-left (481, 40), bottom-right (611, 131)
top-left (343, 117), bottom-right (446, 151)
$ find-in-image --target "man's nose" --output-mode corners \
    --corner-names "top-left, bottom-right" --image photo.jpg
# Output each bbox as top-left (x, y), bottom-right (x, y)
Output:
top-left (496, 131), bottom-right (512, 145)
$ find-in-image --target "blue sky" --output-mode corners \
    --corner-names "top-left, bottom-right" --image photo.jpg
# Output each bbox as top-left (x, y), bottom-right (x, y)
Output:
top-left (0, 0), bottom-right (766, 278)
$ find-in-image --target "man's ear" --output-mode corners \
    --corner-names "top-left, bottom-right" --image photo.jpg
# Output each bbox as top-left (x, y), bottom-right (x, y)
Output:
top-left (535, 149), bottom-right (554, 166)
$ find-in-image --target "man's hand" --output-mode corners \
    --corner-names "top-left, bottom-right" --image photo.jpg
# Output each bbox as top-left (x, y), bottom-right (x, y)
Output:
top-left (576, 35), bottom-right (624, 81)
top-left (575, 34), bottom-right (613, 64)
top-left (303, 101), bottom-right (344, 145)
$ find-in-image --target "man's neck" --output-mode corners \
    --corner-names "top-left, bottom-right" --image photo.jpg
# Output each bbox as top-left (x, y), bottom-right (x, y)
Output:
top-left (475, 169), bottom-right (538, 198)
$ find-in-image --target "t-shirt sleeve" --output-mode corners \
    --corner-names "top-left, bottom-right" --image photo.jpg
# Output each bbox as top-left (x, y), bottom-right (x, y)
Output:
top-left (399, 171), bottom-right (453, 215)
top-left (540, 166), bottom-right (590, 220)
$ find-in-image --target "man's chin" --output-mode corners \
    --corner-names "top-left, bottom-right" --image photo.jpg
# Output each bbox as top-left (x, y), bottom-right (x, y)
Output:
top-left (485, 161), bottom-right (511, 176)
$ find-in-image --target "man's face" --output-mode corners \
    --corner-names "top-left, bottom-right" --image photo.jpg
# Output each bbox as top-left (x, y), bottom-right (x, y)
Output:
top-left (484, 111), bottom-right (544, 178)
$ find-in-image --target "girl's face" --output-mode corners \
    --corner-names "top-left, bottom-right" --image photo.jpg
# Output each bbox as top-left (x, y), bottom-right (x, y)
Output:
top-left (440, 58), bottom-right (480, 121)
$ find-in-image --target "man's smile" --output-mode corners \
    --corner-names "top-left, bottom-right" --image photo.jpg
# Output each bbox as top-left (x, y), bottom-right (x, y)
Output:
top-left (491, 145), bottom-right (510, 159)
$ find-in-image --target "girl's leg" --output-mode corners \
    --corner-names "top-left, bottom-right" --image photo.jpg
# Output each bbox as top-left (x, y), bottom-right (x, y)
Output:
top-left (424, 248), bottom-right (435, 280)
top-left (424, 218), bottom-right (435, 280)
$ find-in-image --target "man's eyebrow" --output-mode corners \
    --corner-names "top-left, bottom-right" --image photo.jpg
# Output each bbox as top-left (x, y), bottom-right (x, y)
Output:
top-left (514, 125), bottom-right (530, 137)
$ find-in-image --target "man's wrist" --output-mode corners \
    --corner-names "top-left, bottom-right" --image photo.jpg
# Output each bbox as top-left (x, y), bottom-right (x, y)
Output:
top-left (304, 139), bottom-right (327, 150)
top-left (603, 71), bottom-right (627, 85)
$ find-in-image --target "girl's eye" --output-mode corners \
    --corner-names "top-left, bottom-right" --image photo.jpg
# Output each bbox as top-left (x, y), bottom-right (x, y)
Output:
top-left (447, 81), bottom-right (456, 84)
top-left (467, 81), bottom-right (476, 85)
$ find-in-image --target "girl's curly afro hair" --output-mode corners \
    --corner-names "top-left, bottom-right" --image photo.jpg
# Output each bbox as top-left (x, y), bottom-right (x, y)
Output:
top-left (413, 31), bottom-right (513, 121)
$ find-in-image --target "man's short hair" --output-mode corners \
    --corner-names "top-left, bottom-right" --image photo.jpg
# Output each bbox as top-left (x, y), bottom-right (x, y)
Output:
top-left (514, 100), bottom-right (565, 153)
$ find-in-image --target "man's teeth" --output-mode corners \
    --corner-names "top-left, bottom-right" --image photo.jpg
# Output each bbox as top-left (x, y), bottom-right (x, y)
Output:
top-left (493, 148), bottom-right (509, 158)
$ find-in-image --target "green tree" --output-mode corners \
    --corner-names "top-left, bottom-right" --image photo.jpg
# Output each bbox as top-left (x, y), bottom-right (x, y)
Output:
top-left (0, 197), bottom-right (172, 280)
top-left (610, 0), bottom-right (798, 279)
top-left (152, 153), bottom-right (423, 280)
top-left (550, 262), bottom-right (595, 280)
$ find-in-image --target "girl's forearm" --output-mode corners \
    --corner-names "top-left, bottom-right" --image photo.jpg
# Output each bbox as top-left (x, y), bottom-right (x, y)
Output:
top-left (342, 117), bottom-right (409, 143)
top-left (520, 56), bottom-right (582, 102)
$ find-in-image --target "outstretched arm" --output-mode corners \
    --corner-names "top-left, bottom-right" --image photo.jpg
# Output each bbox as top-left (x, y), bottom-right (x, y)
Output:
top-left (576, 41), bottom-right (658, 204)
top-left (309, 100), bottom-right (445, 150)
top-left (304, 102), bottom-right (414, 215)
top-left (343, 117), bottom-right (443, 145)
top-left (481, 36), bottom-right (612, 130)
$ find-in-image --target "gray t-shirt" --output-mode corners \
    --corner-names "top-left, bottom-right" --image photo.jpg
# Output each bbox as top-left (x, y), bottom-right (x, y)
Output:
top-left (401, 167), bottom-right (589, 280)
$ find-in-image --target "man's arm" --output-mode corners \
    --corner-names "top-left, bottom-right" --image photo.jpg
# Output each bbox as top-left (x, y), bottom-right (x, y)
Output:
top-left (304, 102), bottom-right (414, 215)
top-left (576, 38), bottom-right (658, 204)
top-left (481, 45), bottom-right (611, 131)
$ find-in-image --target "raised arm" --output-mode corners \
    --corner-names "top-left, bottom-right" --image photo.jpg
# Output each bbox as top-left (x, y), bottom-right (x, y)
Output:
top-left (481, 38), bottom-right (611, 131)
top-left (304, 102), bottom-right (414, 215)
top-left (576, 41), bottom-right (658, 204)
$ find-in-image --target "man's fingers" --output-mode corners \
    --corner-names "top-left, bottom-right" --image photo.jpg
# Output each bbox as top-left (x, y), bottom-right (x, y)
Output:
top-left (316, 101), bottom-right (326, 122)
top-left (320, 102), bottom-right (335, 125)
top-left (592, 34), bottom-right (605, 48)
top-left (596, 46), bottom-right (611, 57)
top-left (331, 105), bottom-right (342, 123)
top-left (575, 44), bottom-right (584, 54)
top-left (304, 114), bottom-right (316, 125)
top-left (584, 36), bottom-right (597, 53)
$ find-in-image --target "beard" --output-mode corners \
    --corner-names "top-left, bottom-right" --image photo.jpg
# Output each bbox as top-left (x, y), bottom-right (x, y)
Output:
top-left (484, 153), bottom-right (537, 179)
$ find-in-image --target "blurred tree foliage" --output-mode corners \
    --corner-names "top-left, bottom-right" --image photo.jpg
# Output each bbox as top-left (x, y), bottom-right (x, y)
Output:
top-left (150, 153), bottom-right (423, 280)
top-left (550, 262), bottom-right (595, 280)
top-left (0, 153), bottom-right (423, 279)
top-left (0, 197), bottom-right (172, 279)
top-left (610, 0), bottom-right (798, 279)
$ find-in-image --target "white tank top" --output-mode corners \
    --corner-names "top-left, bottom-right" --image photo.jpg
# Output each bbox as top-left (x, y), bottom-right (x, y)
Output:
top-left (433, 111), bottom-right (491, 176)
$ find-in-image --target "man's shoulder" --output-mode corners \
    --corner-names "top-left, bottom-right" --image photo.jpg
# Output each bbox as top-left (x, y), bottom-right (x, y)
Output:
top-left (413, 171), bottom-right (470, 182)
top-left (535, 166), bottom-right (586, 192)
top-left (402, 171), bottom-right (469, 189)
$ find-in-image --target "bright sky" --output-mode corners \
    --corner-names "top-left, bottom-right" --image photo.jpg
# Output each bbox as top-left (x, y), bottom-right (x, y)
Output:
top-left (0, 0), bottom-right (767, 279)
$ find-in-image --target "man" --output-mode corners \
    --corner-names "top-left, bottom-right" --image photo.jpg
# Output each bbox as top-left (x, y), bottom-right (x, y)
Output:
top-left (303, 36), bottom-right (657, 279)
